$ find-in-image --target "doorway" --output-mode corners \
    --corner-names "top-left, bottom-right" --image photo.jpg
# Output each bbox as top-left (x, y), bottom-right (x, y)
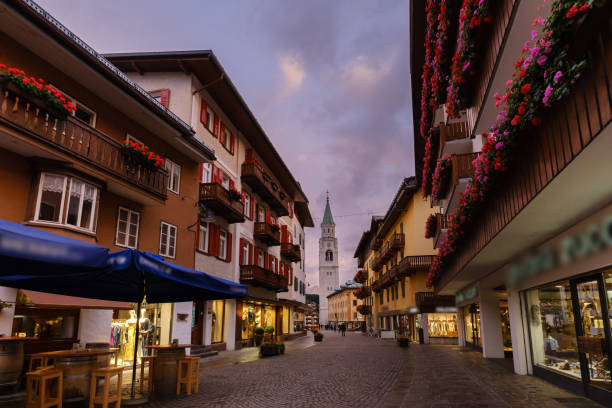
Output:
top-left (191, 301), bottom-right (205, 345)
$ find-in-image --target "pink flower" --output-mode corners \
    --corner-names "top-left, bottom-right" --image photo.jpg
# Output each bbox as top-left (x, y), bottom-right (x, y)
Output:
top-left (553, 70), bottom-right (563, 83)
top-left (537, 55), bottom-right (548, 66)
top-left (542, 85), bottom-right (553, 106)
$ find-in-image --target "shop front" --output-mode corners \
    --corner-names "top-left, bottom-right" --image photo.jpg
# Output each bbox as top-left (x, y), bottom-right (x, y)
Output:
top-left (415, 292), bottom-right (458, 344)
top-left (237, 298), bottom-right (285, 347)
top-left (463, 303), bottom-right (481, 350)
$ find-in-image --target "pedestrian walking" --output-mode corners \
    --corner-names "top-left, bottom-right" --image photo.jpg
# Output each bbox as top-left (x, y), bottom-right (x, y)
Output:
top-left (341, 323), bottom-right (346, 336)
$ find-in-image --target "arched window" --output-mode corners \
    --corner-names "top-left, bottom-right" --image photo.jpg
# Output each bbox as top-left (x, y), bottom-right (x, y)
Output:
top-left (325, 250), bottom-right (333, 261)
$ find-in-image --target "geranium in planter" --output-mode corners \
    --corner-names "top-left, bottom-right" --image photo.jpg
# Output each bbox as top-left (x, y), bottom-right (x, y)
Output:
top-left (260, 342), bottom-right (280, 357)
top-left (397, 335), bottom-right (410, 347)
top-left (228, 188), bottom-right (242, 202)
top-left (121, 140), bottom-right (165, 172)
top-left (0, 64), bottom-right (76, 117)
top-left (425, 214), bottom-right (437, 239)
top-left (431, 154), bottom-right (452, 200)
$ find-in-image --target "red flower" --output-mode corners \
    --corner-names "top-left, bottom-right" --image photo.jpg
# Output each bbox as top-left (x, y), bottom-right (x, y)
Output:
top-left (531, 117), bottom-right (542, 126)
top-left (511, 115), bottom-right (521, 126)
top-left (518, 102), bottom-right (527, 115)
top-left (521, 83), bottom-right (531, 95)
top-left (518, 70), bottom-right (526, 78)
top-left (484, 16), bottom-right (493, 23)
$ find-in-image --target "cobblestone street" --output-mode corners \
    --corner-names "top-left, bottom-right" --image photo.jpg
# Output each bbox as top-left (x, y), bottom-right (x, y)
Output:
top-left (146, 331), bottom-right (603, 408)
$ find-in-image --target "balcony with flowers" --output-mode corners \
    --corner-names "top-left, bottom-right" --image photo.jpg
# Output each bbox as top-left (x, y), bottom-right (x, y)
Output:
top-left (0, 66), bottom-right (168, 199)
top-left (254, 221), bottom-right (280, 246)
top-left (378, 233), bottom-right (405, 263)
top-left (239, 264), bottom-right (288, 292)
top-left (396, 255), bottom-right (436, 277)
top-left (199, 183), bottom-right (245, 224)
top-left (356, 305), bottom-right (372, 315)
top-left (354, 286), bottom-right (371, 299)
top-left (241, 150), bottom-right (289, 216)
top-left (353, 269), bottom-right (368, 284)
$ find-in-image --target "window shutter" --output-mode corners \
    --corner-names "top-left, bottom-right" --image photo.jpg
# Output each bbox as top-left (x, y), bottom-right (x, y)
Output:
top-left (220, 122), bottom-right (226, 145)
top-left (210, 164), bottom-right (217, 183)
top-left (229, 180), bottom-right (235, 192)
top-left (248, 243), bottom-right (253, 264)
top-left (253, 245), bottom-right (258, 266)
top-left (199, 163), bottom-right (203, 183)
top-left (265, 210), bottom-right (271, 224)
top-left (230, 133), bottom-right (235, 155)
top-left (264, 253), bottom-right (269, 270)
top-left (160, 89), bottom-right (170, 108)
top-left (246, 148), bottom-right (254, 163)
top-left (239, 238), bottom-right (245, 265)
top-left (213, 116), bottom-right (219, 138)
top-left (280, 225), bottom-right (287, 243)
top-left (275, 257), bottom-right (279, 274)
top-left (226, 232), bottom-right (232, 262)
top-left (251, 199), bottom-right (256, 220)
top-left (200, 99), bottom-right (208, 125)
top-left (208, 224), bottom-right (215, 254)
top-left (195, 218), bottom-right (201, 249)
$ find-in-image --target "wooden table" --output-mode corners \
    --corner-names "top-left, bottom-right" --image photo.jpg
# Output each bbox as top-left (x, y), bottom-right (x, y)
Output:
top-left (146, 345), bottom-right (195, 397)
top-left (0, 337), bottom-right (37, 388)
top-left (39, 349), bottom-right (115, 402)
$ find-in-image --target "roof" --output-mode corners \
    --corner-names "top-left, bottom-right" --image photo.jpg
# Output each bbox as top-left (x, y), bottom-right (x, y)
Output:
top-left (353, 216), bottom-right (384, 258)
top-left (376, 177), bottom-right (418, 239)
top-left (326, 280), bottom-right (362, 298)
top-left (104, 50), bottom-right (313, 225)
top-left (322, 195), bottom-right (334, 225)
top-left (6, 1), bottom-right (214, 161)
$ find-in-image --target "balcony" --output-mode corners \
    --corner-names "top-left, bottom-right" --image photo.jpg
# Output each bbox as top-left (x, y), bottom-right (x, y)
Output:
top-left (280, 242), bottom-right (301, 262)
top-left (370, 256), bottom-right (384, 272)
top-left (0, 82), bottom-right (168, 200)
top-left (372, 270), bottom-right (397, 292)
top-left (356, 305), bottom-right (371, 315)
top-left (379, 233), bottom-right (405, 262)
top-left (254, 222), bottom-right (280, 246)
top-left (354, 269), bottom-right (368, 284)
top-left (354, 286), bottom-right (371, 299)
top-left (433, 213), bottom-right (448, 249)
top-left (446, 153), bottom-right (479, 214)
top-left (397, 255), bottom-right (435, 277)
top-left (241, 162), bottom-right (289, 216)
top-left (439, 121), bottom-right (470, 152)
top-left (371, 237), bottom-right (383, 251)
top-left (240, 265), bottom-right (288, 292)
top-left (199, 183), bottom-right (245, 223)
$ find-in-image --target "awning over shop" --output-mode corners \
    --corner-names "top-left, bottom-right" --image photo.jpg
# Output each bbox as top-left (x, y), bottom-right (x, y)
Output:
top-left (19, 290), bottom-right (132, 310)
top-left (415, 292), bottom-right (456, 313)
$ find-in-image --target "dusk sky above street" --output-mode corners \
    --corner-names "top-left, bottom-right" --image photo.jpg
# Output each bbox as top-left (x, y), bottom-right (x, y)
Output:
top-left (37, 0), bottom-right (414, 287)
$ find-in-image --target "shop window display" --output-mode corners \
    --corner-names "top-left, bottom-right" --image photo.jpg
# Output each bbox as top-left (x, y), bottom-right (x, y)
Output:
top-left (427, 313), bottom-right (458, 338)
top-left (241, 303), bottom-right (276, 341)
top-left (111, 304), bottom-right (160, 366)
top-left (499, 301), bottom-right (512, 353)
top-left (463, 304), bottom-right (481, 347)
top-left (210, 300), bottom-right (225, 344)
top-left (526, 281), bottom-right (582, 380)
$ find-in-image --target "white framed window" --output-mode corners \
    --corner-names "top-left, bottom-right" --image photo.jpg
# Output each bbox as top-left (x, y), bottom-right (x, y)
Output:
top-left (116, 207), bottom-right (140, 248)
top-left (243, 193), bottom-right (251, 217)
top-left (159, 222), bottom-right (177, 258)
top-left (198, 222), bottom-right (209, 252)
top-left (221, 173), bottom-right (230, 190)
top-left (34, 173), bottom-right (98, 232)
top-left (271, 257), bottom-right (276, 272)
top-left (258, 249), bottom-right (265, 268)
top-left (165, 159), bottom-right (181, 194)
top-left (242, 241), bottom-right (249, 264)
top-left (219, 229), bottom-right (228, 260)
top-left (258, 207), bottom-right (265, 223)
top-left (52, 86), bottom-right (96, 127)
top-left (201, 163), bottom-right (212, 184)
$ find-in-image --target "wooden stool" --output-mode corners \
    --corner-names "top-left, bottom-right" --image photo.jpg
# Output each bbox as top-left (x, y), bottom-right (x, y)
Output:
top-left (109, 348), bottom-right (120, 367)
top-left (26, 368), bottom-right (63, 408)
top-left (139, 356), bottom-right (155, 394)
top-left (89, 367), bottom-right (122, 408)
top-left (176, 356), bottom-right (199, 396)
top-left (29, 354), bottom-right (53, 372)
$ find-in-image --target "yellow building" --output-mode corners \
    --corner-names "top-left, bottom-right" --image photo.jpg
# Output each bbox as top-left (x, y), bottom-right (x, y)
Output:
top-left (354, 177), bottom-right (457, 343)
top-left (327, 282), bottom-right (363, 330)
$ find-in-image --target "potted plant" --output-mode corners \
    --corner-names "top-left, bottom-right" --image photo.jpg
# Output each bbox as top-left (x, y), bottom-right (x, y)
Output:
top-left (260, 342), bottom-right (279, 357)
top-left (264, 325), bottom-right (275, 341)
top-left (425, 214), bottom-right (437, 239)
top-left (314, 332), bottom-right (323, 342)
top-left (277, 342), bottom-right (285, 354)
top-left (397, 335), bottom-right (410, 347)
top-left (254, 326), bottom-right (265, 346)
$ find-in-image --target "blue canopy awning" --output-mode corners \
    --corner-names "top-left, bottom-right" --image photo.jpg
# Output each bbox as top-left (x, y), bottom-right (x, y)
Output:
top-left (0, 220), bottom-right (246, 303)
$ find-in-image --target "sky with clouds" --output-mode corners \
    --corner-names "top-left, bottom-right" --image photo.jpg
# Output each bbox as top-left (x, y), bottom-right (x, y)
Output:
top-left (37, 0), bottom-right (415, 288)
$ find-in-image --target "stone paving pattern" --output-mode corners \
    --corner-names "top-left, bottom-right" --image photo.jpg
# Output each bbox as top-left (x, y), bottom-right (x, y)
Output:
top-left (147, 330), bottom-right (604, 408)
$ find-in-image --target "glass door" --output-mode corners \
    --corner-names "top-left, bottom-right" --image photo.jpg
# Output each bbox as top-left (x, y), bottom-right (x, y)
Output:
top-left (571, 275), bottom-right (612, 390)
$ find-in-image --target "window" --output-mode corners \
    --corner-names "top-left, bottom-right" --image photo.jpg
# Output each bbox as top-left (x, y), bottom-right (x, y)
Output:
top-left (294, 277), bottom-right (298, 291)
top-left (270, 257), bottom-right (276, 272)
top-left (219, 230), bottom-right (228, 260)
top-left (165, 159), bottom-right (181, 194)
top-left (242, 241), bottom-right (249, 265)
top-left (201, 163), bottom-right (212, 183)
top-left (34, 173), bottom-right (98, 232)
top-left (244, 193), bottom-right (251, 217)
top-left (258, 249), bottom-right (265, 268)
top-left (401, 279), bottom-right (406, 298)
top-left (353, 300), bottom-right (357, 306)
top-left (198, 222), bottom-right (209, 252)
top-left (221, 173), bottom-right (230, 190)
top-left (159, 222), bottom-right (177, 258)
top-left (116, 207), bottom-right (139, 248)
top-left (387, 289), bottom-right (389, 302)
top-left (379, 292), bottom-right (383, 305)
top-left (325, 250), bottom-right (333, 261)
top-left (56, 88), bottom-right (96, 127)
top-left (207, 109), bottom-right (215, 133)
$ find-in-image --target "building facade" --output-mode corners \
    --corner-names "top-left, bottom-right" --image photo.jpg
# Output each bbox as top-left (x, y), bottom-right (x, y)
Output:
top-left (0, 0), bottom-right (215, 360)
top-left (411, 0), bottom-right (612, 404)
top-left (106, 51), bottom-right (313, 350)
top-left (327, 281), bottom-right (363, 330)
top-left (318, 196), bottom-right (338, 325)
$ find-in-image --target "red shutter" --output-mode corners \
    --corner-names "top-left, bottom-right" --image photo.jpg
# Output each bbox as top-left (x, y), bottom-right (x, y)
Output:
top-left (199, 163), bottom-right (203, 183)
top-left (248, 243), bottom-right (253, 265)
top-left (275, 257), bottom-right (279, 273)
top-left (253, 246), bottom-right (258, 266)
top-left (290, 267), bottom-right (293, 283)
top-left (220, 122), bottom-right (226, 145)
top-left (226, 232), bottom-right (232, 262)
top-left (265, 210), bottom-right (271, 225)
top-left (249, 197), bottom-right (255, 220)
top-left (246, 148), bottom-right (254, 163)
top-left (239, 238), bottom-right (245, 265)
top-left (213, 116), bottom-right (219, 138)
top-left (264, 253), bottom-right (269, 270)
top-left (160, 89), bottom-right (170, 108)
top-left (208, 224), bottom-right (215, 254)
top-left (195, 218), bottom-right (201, 249)
top-left (281, 225), bottom-right (288, 243)
top-left (230, 133), bottom-right (235, 155)
top-left (210, 164), bottom-right (217, 183)
top-left (200, 99), bottom-right (208, 125)
top-left (229, 180), bottom-right (235, 192)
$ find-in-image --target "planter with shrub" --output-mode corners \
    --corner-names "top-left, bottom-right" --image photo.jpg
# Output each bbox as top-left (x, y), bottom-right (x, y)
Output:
top-left (397, 335), bottom-right (410, 348)
top-left (254, 326), bottom-right (265, 346)
top-left (314, 333), bottom-right (323, 342)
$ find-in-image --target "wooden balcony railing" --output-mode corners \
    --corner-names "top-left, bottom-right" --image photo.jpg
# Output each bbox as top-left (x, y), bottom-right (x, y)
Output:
top-left (240, 265), bottom-right (288, 292)
top-left (280, 242), bottom-right (301, 262)
top-left (241, 162), bottom-right (289, 216)
top-left (356, 305), bottom-right (372, 315)
top-left (371, 256), bottom-right (384, 272)
top-left (371, 237), bottom-right (383, 251)
top-left (254, 222), bottom-right (281, 246)
top-left (372, 270), bottom-right (397, 292)
top-left (434, 213), bottom-right (448, 249)
top-left (354, 269), bottom-right (368, 284)
top-left (199, 183), bottom-right (245, 224)
top-left (0, 82), bottom-right (168, 199)
top-left (439, 121), bottom-right (470, 147)
top-left (438, 13), bottom-right (612, 289)
top-left (379, 233), bottom-right (405, 262)
top-left (397, 255), bottom-right (435, 277)
top-left (354, 286), bottom-right (371, 299)
top-left (451, 153), bottom-right (479, 187)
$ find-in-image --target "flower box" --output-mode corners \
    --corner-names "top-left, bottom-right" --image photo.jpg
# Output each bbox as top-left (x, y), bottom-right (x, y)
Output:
top-left (121, 140), bottom-right (165, 171)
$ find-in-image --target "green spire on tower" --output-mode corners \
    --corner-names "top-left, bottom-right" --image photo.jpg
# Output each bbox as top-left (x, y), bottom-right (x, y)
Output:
top-left (322, 191), bottom-right (334, 225)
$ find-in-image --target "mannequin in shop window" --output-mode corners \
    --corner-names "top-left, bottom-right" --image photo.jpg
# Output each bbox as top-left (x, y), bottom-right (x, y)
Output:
top-left (139, 308), bottom-right (153, 357)
top-left (123, 310), bottom-right (137, 364)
